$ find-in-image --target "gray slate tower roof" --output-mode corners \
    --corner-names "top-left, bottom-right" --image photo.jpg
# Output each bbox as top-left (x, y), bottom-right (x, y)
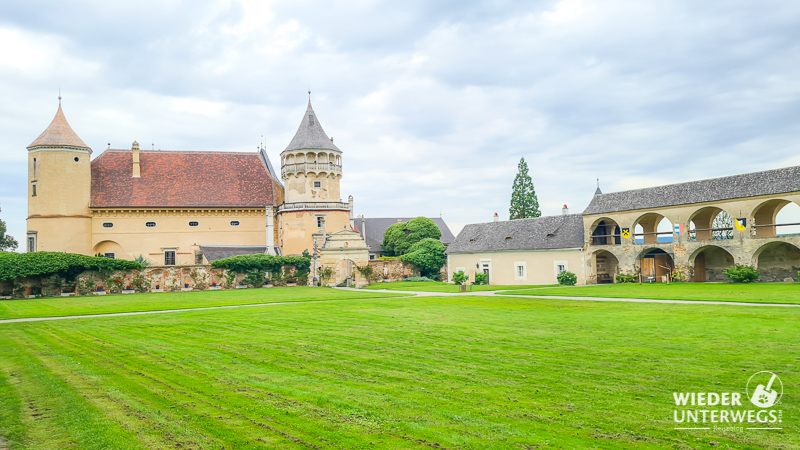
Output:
top-left (284, 101), bottom-right (340, 152)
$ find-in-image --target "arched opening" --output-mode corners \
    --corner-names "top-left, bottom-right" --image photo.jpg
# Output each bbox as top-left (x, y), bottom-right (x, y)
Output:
top-left (690, 245), bottom-right (734, 282)
top-left (638, 248), bottom-right (673, 282)
top-left (752, 199), bottom-right (800, 238)
top-left (590, 218), bottom-right (621, 246)
top-left (754, 241), bottom-right (800, 282)
top-left (633, 213), bottom-right (673, 244)
top-left (593, 250), bottom-right (619, 284)
top-left (688, 207), bottom-right (733, 242)
top-left (92, 240), bottom-right (126, 259)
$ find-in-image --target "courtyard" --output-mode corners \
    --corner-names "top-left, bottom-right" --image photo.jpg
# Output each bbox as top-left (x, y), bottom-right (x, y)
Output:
top-left (0, 285), bottom-right (797, 449)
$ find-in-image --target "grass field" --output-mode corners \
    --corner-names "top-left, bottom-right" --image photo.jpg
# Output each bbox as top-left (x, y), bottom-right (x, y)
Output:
top-left (1, 289), bottom-right (797, 449)
top-left (0, 287), bottom-right (408, 320)
top-left (500, 282), bottom-right (800, 304)
top-left (362, 281), bottom-right (559, 292)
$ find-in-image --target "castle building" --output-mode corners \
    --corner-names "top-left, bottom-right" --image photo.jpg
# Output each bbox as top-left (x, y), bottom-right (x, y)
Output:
top-left (447, 166), bottom-right (800, 285)
top-left (26, 97), bottom-right (365, 269)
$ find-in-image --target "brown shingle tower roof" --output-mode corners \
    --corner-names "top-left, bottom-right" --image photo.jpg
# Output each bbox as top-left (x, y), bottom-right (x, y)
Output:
top-left (28, 104), bottom-right (90, 150)
top-left (91, 149), bottom-right (276, 208)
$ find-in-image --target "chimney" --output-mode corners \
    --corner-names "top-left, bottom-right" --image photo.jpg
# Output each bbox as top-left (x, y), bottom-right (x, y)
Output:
top-left (132, 141), bottom-right (141, 178)
top-left (562, 204), bottom-right (569, 215)
top-left (493, 212), bottom-right (499, 222)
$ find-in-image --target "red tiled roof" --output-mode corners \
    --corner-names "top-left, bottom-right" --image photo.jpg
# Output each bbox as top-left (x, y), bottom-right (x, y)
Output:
top-left (91, 150), bottom-right (276, 208)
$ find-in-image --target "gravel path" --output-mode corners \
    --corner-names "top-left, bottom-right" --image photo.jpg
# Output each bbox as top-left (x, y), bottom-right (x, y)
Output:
top-left (1, 288), bottom-right (796, 324)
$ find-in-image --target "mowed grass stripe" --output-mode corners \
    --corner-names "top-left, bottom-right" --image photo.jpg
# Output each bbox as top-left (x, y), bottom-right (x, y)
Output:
top-left (0, 287), bottom-right (409, 320)
top-left (2, 296), bottom-right (798, 448)
top-left (27, 325), bottom-right (323, 449)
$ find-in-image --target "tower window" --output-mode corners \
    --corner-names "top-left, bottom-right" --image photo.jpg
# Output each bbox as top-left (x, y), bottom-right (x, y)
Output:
top-left (102, 222), bottom-right (114, 228)
top-left (316, 216), bottom-right (325, 228)
top-left (189, 221), bottom-right (199, 227)
top-left (74, 157), bottom-right (79, 162)
top-left (164, 250), bottom-right (176, 266)
top-left (230, 220), bottom-right (240, 227)
top-left (145, 222), bottom-right (157, 228)
top-left (314, 181), bottom-right (321, 188)
top-left (27, 233), bottom-right (36, 253)
top-left (31, 182), bottom-right (37, 197)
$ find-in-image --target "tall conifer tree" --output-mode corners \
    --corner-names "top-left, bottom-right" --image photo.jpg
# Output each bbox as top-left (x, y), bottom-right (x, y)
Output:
top-left (509, 158), bottom-right (541, 220)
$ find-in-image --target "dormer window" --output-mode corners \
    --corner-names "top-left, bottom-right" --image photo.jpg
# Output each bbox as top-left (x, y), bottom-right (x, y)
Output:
top-left (505, 237), bottom-right (512, 241)
top-left (309, 115), bottom-right (315, 125)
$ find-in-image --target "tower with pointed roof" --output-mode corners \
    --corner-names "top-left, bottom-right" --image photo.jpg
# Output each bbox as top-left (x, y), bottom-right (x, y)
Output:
top-left (277, 98), bottom-right (355, 256)
top-left (26, 100), bottom-right (93, 254)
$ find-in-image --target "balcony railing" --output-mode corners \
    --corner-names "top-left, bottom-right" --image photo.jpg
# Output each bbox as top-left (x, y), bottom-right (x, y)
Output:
top-left (282, 163), bottom-right (342, 178)
top-left (278, 202), bottom-right (350, 213)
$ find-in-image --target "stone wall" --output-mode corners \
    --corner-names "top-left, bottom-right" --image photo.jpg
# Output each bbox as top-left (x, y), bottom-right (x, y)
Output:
top-left (0, 265), bottom-right (300, 299)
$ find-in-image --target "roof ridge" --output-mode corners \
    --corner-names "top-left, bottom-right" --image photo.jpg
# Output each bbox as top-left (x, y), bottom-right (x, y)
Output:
top-left (106, 149), bottom-right (260, 155)
top-left (596, 165), bottom-right (800, 197)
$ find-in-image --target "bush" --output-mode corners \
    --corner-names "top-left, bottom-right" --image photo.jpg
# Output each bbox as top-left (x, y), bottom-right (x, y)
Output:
top-left (452, 271), bottom-right (468, 286)
top-left (671, 269), bottom-right (687, 282)
top-left (474, 272), bottom-right (488, 285)
top-left (242, 270), bottom-right (267, 288)
top-left (557, 270), bottom-right (577, 286)
top-left (211, 254), bottom-right (311, 274)
top-left (403, 276), bottom-right (434, 282)
top-left (723, 264), bottom-right (760, 283)
top-left (615, 273), bottom-right (637, 283)
top-left (399, 238), bottom-right (446, 278)
top-left (0, 251), bottom-right (142, 281)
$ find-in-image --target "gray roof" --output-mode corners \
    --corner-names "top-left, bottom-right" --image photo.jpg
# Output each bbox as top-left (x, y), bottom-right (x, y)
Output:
top-left (200, 245), bottom-right (267, 262)
top-left (354, 217), bottom-right (456, 253)
top-left (446, 214), bottom-right (585, 254)
top-left (284, 101), bottom-right (340, 152)
top-left (583, 165), bottom-right (800, 215)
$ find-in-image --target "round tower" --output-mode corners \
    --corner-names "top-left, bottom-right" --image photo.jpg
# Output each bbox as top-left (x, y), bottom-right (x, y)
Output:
top-left (26, 100), bottom-right (93, 254)
top-left (277, 99), bottom-right (352, 255)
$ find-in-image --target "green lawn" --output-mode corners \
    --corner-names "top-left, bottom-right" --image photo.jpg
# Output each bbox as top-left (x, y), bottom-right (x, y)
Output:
top-left (1, 292), bottom-right (797, 449)
top-left (363, 280), bottom-right (559, 292)
top-left (499, 282), bottom-right (800, 304)
top-left (0, 287), bottom-right (408, 320)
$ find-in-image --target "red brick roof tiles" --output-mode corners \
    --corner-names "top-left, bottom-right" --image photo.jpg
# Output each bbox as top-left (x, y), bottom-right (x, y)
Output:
top-left (91, 150), bottom-right (276, 208)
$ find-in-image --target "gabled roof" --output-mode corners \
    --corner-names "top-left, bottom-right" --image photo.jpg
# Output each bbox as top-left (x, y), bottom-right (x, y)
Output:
top-left (284, 101), bottom-right (340, 152)
top-left (354, 217), bottom-right (456, 253)
top-left (583, 165), bottom-right (800, 215)
top-left (446, 214), bottom-right (584, 254)
top-left (91, 149), bottom-right (276, 208)
top-left (28, 104), bottom-right (90, 150)
top-left (200, 246), bottom-right (267, 262)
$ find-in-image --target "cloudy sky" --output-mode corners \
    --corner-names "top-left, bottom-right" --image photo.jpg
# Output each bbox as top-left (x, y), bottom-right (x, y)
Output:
top-left (1, 0), bottom-right (800, 245)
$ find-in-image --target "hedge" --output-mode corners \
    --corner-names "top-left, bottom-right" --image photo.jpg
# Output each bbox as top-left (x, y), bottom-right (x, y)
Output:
top-left (0, 251), bottom-right (143, 281)
top-left (210, 254), bottom-right (311, 273)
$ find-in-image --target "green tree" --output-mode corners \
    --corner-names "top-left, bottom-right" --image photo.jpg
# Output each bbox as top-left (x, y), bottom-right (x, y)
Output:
top-left (382, 217), bottom-right (442, 256)
top-left (0, 207), bottom-right (18, 252)
top-left (509, 157), bottom-right (541, 220)
top-left (399, 238), bottom-right (446, 278)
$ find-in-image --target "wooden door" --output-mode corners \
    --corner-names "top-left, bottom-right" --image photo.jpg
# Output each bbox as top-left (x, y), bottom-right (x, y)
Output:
top-left (654, 254), bottom-right (670, 281)
top-left (694, 253), bottom-right (706, 282)
top-left (641, 258), bottom-right (655, 278)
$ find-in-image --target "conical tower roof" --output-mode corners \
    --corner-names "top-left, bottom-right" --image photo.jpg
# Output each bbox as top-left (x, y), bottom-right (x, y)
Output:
top-left (284, 100), bottom-right (340, 152)
top-left (27, 103), bottom-right (90, 150)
